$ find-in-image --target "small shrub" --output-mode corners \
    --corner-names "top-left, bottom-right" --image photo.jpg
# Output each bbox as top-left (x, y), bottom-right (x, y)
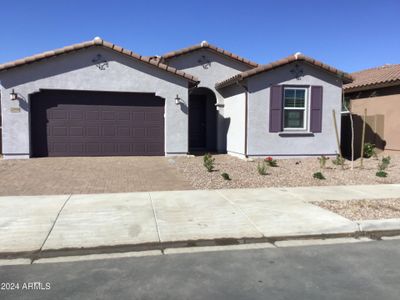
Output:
top-left (318, 156), bottom-right (329, 169)
top-left (376, 156), bottom-right (391, 173)
top-left (363, 143), bottom-right (376, 158)
top-left (257, 162), bottom-right (269, 175)
top-left (376, 171), bottom-right (388, 178)
top-left (313, 172), bottom-right (326, 180)
top-left (221, 172), bottom-right (231, 180)
top-left (332, 154), bottom-right (345, 167)
top-left (265, 156), bottom-right (278, 167)
top-left (376, 156), bottom-right (391, 178)
top-left (203, 153), bottom-right (215, 172)
top-left (378, 156), bottom-right (391, 171)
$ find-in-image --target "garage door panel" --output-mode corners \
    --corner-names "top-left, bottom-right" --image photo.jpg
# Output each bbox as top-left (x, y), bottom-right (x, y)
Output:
top-left (146, 112), bottom-right (163, 121)
top-left (133, 128), bottom-right (146, 138)
top-left (103, 126), bottom-right (116, 137)
top-left (70, 143), bottom-right (85, 153)
top-left (133, 112), bottom-right (145, 121)
top-left (118, 111), bottom-right (131, 120)
top-left (86, 111), bottom-right (100, 120)
top-left (70, 127), bottom-right (84, 136)
top-left (102, 111), bottom-right (117, 120)
top-left (31, 90), bottom-right (165, 157)
top-left (53, 143), bottom-right (68, 153)
top-left (118, 127), bottom-right (131, 137)
top-left (86, 143), bottom-right (101, 153)
top-left (70, 111), bottom-right (84, 120)
top-left (147, 127), bottom-right (163, 138)
top-left (86, 127), bottom-right (100, 137)
top-left (51, 110), bottom-right (68, 120)
top-left (52, 127), bottom-right (68, 137)
top-left (147, 143), bottom-right (164, 154)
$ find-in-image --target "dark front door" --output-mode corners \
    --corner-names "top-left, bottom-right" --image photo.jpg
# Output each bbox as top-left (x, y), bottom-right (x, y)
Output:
top-left (30, 90), bottom-right (165, 157)
top-left (189, 95), bottom-right (207, 149)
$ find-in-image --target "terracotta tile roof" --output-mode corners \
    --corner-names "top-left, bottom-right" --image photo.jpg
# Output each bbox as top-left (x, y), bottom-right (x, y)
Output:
top-left (0, 38), bottom-right (199, 83)
top-left (344, 64), bottom-right (400, 92)
top-left (161, 41), bottom-right (259, 68)
top-left (215, 53), bottom-right (353, 89)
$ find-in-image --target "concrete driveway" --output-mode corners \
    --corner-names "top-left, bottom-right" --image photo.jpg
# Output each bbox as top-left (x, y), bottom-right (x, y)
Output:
top-left (0, 157), bottom-right (192, 196)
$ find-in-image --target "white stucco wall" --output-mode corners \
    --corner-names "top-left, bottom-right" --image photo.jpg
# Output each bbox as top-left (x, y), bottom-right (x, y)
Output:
top-left (165, 49), bottom-right (253, 152)
top-left (0, 47), bottom-right (190, 158)
top-left (223, 89), bottom-right (246, 156)
top-left (246, 62), bottom-right (343, 157)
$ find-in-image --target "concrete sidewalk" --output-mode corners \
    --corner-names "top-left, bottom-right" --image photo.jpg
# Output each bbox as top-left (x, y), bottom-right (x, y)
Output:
top-left (1, 184), bottom-right (400, 258)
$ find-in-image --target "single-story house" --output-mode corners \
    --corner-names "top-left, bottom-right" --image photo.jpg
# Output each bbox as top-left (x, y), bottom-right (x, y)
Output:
top-left (344, 64), bottom-right (400, 154)
top-left (0, 37), bottom-right (352, 159)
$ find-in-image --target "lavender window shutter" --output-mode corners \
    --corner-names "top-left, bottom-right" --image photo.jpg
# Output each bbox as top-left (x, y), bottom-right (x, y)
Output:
top-left (269, 85), bottom-right (283, 132)
top-left (310, 86), bottom-right (323, 133)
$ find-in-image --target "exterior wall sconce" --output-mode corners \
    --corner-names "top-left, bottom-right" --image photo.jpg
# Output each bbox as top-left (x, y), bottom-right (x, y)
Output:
top-left (10, 89), bottom-right (18, 101)
top-left (215, 103), bottom-right (224, 111)
top-left (175, 94), bottom-right (183, 105)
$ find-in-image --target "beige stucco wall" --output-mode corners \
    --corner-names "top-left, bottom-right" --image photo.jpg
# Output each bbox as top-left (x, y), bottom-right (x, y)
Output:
top-left (350, 94), bottom-right (400, 151)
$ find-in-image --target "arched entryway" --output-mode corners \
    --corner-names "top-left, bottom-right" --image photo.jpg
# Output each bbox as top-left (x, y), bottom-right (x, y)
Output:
top-left (189, 87), bottom-right (218, 152)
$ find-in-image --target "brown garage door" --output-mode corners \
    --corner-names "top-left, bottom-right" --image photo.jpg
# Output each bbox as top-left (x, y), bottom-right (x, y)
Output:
top-left (30, 90), bottom-right (165, 157)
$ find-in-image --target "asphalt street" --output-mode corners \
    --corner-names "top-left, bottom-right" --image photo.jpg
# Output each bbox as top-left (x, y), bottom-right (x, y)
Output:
top-left (1, 240), bottom-right (399, 300)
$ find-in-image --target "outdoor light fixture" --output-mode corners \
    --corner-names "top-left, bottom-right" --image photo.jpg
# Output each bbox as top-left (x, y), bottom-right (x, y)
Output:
top-left (215, 103), bottom-right (224, 111)
top-left (175, 94), bottom-right (182, 105)
top-left (10, 89), bottom-right (18, 101)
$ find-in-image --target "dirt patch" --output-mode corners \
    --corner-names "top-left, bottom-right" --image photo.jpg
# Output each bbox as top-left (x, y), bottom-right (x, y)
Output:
top-left (0, 156), bottom-right (192, 196)
top-left (313, 199), bottom-right (400, 221)
top-left (172, 154), bottom-right (400, 190)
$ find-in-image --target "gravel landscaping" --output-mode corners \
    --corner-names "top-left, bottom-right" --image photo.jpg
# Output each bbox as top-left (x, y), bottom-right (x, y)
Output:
top-left (313, 199), bottom-right (400, 220)
top-left (171, 153), bottom-right (400, 190)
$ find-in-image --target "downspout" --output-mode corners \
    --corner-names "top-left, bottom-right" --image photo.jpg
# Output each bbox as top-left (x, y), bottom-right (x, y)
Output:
top-left (236, 81), bottom-right (249, 158)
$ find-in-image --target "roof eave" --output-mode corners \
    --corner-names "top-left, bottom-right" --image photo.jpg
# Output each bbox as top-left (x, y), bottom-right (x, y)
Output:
top-left (0, 39), bottom-right (199, 84)
top-left (344, 79), bottom-right (400, 93)
top-left (162, 43), bottom-right (259, 68)
top-left (216, 56), bottom-right (353, 89)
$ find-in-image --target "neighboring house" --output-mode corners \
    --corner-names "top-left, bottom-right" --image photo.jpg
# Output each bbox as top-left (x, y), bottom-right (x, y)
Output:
top-left (0, 37), bottom-right (352, 159)
top-left (344, 64), bottom-right (400, 154)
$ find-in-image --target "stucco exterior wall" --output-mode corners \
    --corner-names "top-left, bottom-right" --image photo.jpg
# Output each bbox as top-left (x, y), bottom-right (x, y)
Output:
top-left (223, 86), bottom-right (246, 156)
top-left (350, 93), bottom-right (400, 151)
top-left (165, 49), bottom-right (252, 152)
top-left (0, 47), bottom-right (190, 158)
top-left (246, 62), bottom-right (343, 157)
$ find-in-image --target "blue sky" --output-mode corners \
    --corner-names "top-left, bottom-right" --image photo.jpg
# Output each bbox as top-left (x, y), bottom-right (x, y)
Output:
top-left (1, 0), bottom-right (399, 73)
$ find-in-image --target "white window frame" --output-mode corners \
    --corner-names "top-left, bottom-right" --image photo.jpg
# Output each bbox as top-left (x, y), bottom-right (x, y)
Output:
top-left (283, 87), bottom-right (309, 131)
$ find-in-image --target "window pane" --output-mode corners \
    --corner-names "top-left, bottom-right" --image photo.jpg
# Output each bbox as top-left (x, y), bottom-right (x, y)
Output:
top-left (284, 88), bottom-right (305, 108)
top-left (284, 89), bottom-right (295, 99)
top-left (294, 98), bottom-right (305, 108)
top-left (295, 89), bottom-right (305, 100)
top-left (284, 109), bottom-right (304, 128)
top-left (285, 98), bottom-right (296, 107)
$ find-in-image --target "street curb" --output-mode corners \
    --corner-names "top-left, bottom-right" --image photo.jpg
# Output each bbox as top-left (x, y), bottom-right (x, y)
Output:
top-left (2, 227), bottom-right (400, 263)
top-left (358, 218), bottom-right (400, 239)
top-left (358, 218), bottom-right (400, 232)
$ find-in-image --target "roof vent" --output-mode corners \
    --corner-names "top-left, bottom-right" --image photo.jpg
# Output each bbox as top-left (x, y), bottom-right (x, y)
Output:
top-left (93, 36), bottom-right (102, 41)
top-left (294, 52), bottom-right (302, 59)
top-left (200, 40), bottom-right (208, 47)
